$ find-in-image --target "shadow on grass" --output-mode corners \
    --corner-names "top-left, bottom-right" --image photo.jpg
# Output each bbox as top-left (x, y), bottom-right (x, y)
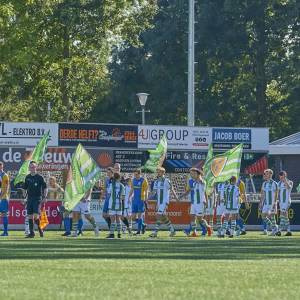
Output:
top-left (1, 237), bottom-right (300, 260)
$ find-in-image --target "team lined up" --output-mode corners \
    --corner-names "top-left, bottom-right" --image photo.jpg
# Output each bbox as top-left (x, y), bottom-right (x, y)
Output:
top-left (0, 161), bottom-right (294, 238)
top-left (60, 164), bottom-right (293, 239)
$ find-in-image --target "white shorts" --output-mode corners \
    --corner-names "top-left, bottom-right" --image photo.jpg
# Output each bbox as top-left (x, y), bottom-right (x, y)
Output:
top-left (73, 201), bottom-right (90, 214)
top-left (109, 210), bottom-right (122, 216)
top-left (216, 203), bottom-right (225, 216)
top-left (123, 207), bottom-right (132, 217)
top-left (262, 204), bottom-right (276, 215)
top-left (190, 203), bottom-right (204, 216)
top-left (279, 203), bottom-right (290, 212)
top-left (225, 208), bottom-right (239, 215)
top-left (156, 203), bottom-right (168, 215)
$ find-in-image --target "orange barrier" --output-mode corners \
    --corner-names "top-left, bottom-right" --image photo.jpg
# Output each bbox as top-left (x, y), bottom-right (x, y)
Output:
top-left (145, 200), bottom-right (191, 224)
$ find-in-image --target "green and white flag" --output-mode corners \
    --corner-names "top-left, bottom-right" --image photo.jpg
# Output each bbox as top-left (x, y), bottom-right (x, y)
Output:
top-left (297, 183), bottom-right (300, 193)
top-left (64, 143), bottom-right (101, 211)
top-left (204, 144), bottom-right (243, 193)
top-left (142, 135), bottom-right (167, 173)
top-left (14, 131), bottom-right (50, 185)
top-left (203, 143), bottom-right (213, 177)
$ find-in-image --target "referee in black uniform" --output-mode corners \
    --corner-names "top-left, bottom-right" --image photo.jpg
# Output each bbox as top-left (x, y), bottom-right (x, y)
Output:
top-left (23, 161), bottom-right (47, 238)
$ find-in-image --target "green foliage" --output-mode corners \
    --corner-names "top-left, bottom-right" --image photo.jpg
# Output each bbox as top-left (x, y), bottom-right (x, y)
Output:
top-left (95, 0), bottom-right (299, 140)
top-left (0, 0), bottom-right (157, 121)
top-left (1, 0), bottom-right (299, 141)
top-left (92, 0), bottom-right (188, 125)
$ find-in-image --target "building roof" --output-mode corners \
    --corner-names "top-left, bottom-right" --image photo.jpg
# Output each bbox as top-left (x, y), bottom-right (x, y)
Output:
top-left (269, 132), bottom-right (300, 155)
top-left (270, 132), bottom-right (300, 145)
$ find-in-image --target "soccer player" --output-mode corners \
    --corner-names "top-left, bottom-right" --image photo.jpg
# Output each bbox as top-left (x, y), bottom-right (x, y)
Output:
top-left (0, 162), bottom-right (10, 236)
top-left (106, 172), bottom-right (125, 238)
top-left (182, 168), bottom-right (207, 236)
top-left (130, 168), bottom-right (148, 235)
top-left (71, 188), bottom-right (99, 237)
top-left (276, 171), bottom-right (293, 236)
top-left (205, 188), bottom-right (216, 236)
top-left (60, 210), bottom-right (83, 237)
top-left (149, 167), bottom-right (178, 238)
top-left (181, 168), bottom-right (195, 236)
top-left (261, 220), bottom-right (268, 235)
top-left (101, 167), bottom-right (114, 231)
top-left (236, 177), bottom-right (249, 235)
top-left (259, 169), bottom-right (279, 236)
top-left (185, 168), bottom-right (210, 237)
top-left (122, 176), bottom-right (133, 234)
top-left (222, 176), bottom-right (240, 238)
top-left (47, 177), bottom-right (72, 237)
top-left (60, 206), bottom-right (72, 237)
top-left (14, 179), bottom-right (30, 235)
top-left (22, 161), bottom-right (47, 238)
top-left (216, 181), bottom-right (227, 237)
top-left (114, 163), bottom-right (131, 233)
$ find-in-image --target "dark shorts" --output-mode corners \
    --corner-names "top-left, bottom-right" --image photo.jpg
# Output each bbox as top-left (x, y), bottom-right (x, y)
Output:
top-left (27, 199), bottom-right (40, 215)
top-left (0, 199), bottom-right (8, 213)
top-left (132, 200), bottom-right (145, 214)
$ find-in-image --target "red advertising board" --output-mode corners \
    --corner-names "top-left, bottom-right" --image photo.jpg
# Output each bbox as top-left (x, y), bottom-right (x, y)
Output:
top-left (7, 200), bottom-right (62, 225)
top-left (145, 200), bottom-right (191, 224)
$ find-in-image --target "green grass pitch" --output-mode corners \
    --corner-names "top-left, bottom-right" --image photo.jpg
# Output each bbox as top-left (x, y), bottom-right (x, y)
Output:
top-left (0, 231), bottom-right (300, 300)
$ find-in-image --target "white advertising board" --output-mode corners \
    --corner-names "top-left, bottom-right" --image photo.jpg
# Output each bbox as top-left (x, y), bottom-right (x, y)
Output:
top-left (0, 122), bottom-right (58, 146)
top-left (138, 125), bottom-right (212, 150)
top-left (138, 125), bottom-right (269, 152)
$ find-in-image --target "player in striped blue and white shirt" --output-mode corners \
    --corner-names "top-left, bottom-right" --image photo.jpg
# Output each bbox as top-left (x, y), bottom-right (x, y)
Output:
top-left (259, 169), bottom-right (279, 236)
top-left (216, 182), bottom-right (228, 237)
top-left (276, 171), bottom-right (293, 236)
top-left (106, 172), bottom-right (125, 239)
top-left (182, 168), bottom-right (208, 236)
top-left (149, 167), bottom-right (178, 238)
top-left (190, 172), bottom-right (211, 237)
top-left (221, 176), bottom-right (240, 238)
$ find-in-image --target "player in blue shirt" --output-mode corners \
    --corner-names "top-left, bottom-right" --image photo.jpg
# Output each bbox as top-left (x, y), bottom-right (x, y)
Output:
top-left (101, 167), bottom-right (114, 231)
top-left (129, 169), bottom-right (148, 235)
top-left (0, 162), bottom-right (10, 236)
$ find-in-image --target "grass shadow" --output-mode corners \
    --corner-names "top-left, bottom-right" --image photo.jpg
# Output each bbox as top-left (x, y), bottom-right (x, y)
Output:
top-left (1, 236), bottom-right (300, 261)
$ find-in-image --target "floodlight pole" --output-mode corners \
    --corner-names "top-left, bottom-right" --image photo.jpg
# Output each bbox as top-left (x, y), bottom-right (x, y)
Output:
top-left (187, 0), bottom-right (195, 127)
top-left (141, 106), bottom-right (146, 125)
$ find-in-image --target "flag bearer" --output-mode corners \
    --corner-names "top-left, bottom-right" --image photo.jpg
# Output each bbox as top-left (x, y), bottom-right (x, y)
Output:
top-left (71, 188), bottom-right (99, 237)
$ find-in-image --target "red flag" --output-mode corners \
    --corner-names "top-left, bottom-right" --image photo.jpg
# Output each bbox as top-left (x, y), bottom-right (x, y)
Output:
top-left (245, 156), bottom-right (268, 175)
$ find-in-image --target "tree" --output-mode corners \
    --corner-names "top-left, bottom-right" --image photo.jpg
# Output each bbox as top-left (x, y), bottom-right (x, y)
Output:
top-left (97, 0), bottom-right (299, 141)
top-left (91, 0), bottom-right (188, 125)
top-left (0, 0), bottom-right (157, 122)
